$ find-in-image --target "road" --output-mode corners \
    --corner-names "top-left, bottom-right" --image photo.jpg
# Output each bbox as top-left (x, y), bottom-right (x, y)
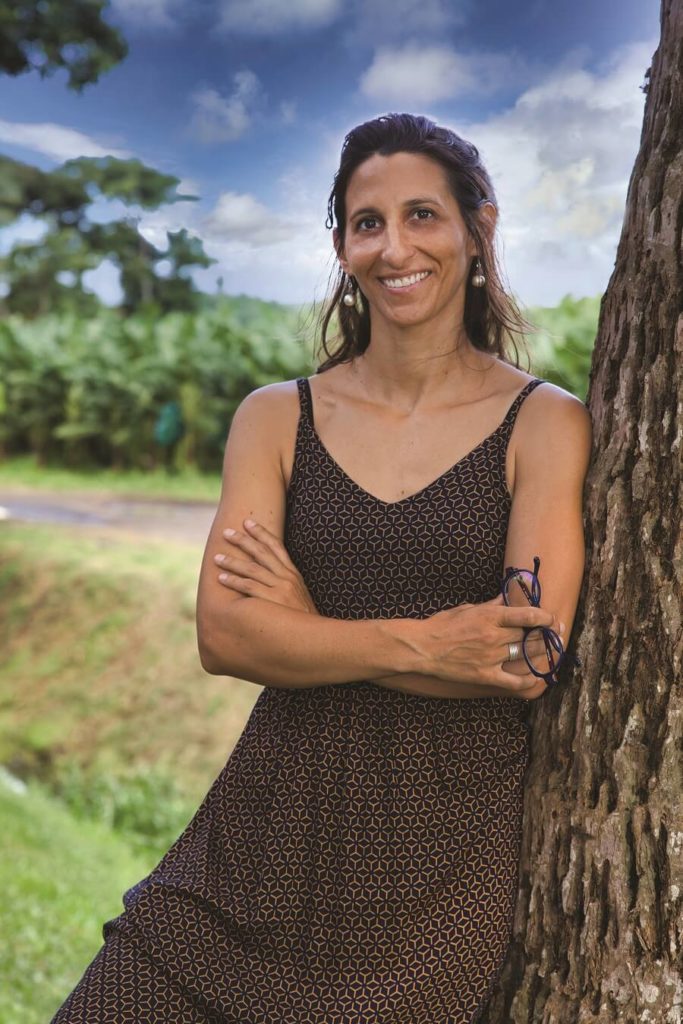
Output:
top-left (0, 488), bottom-right (217, 546)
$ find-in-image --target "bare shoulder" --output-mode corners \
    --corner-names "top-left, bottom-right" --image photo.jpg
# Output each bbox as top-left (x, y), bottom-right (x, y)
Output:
top-left (230, 377), bottom-right (303, 484)
top-left (515, 378), bottom-right (593, 479)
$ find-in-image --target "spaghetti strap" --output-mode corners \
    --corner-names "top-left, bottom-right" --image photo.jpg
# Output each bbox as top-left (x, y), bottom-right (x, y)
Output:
top-left (296, 376), bottom-right (315, 428)
top-left (499, 377), bottom-right (547, 439)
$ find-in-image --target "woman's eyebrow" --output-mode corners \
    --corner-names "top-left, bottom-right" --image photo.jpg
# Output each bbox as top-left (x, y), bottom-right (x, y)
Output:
top-left (404, 195), bottom-right (442, 208)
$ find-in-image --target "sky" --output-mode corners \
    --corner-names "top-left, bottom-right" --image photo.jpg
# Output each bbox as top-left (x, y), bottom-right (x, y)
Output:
top-left (0, 0), bottom-right (660, 309)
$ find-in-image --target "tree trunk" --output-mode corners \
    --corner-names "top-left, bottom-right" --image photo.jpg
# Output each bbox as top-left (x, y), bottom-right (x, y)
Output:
top-left (484, 1), bottom-right (683, 1021)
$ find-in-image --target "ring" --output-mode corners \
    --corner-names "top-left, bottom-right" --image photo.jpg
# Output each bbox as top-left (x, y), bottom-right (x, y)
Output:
top-left (508, 641), bottom-right (521, 661)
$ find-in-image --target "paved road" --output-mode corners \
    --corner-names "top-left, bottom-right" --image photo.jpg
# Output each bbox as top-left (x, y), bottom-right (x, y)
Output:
top-left (0, 489), bottom-right (217, 546)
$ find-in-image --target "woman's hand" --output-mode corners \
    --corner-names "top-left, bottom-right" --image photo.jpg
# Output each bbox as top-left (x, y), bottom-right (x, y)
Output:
top-left (408, 593), bottom-right (565, 697)
top-left (213, 519), bottom-right (319, 615)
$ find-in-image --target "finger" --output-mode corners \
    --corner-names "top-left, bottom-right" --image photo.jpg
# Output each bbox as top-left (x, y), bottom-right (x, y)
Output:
top-left (500, 606), bottom-right (562, 632)
top-left (214, 555), bottom-right (275, 586)
top-left (222, 528), bottom-right (283, 573)
top-left (498, 623), bottom-right (564, 659)
top-left (217, 572), bottom-right (264, 596)
top-left (492, 663), bottom-right (548, 695)
top-left (242, 520), bottom-right (295, 567)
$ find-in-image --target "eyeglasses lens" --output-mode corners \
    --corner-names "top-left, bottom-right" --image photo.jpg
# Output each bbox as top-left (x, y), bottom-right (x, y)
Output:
top-left (522, 626), bottom-right (563, 675)
top-left (503, 569), bottom-right (540, 607)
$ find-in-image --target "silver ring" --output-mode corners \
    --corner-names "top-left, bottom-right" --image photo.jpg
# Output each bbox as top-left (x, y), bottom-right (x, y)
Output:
top-left (508, 641), bottom-right (521, 661)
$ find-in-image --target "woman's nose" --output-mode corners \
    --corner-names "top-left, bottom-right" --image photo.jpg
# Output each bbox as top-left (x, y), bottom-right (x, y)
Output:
top-left (381, 223), bottom-right (414, 266)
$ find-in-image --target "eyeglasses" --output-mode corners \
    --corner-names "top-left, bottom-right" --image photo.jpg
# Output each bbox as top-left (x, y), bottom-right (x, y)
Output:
top-left (501, 555), bottom-right (581, 687)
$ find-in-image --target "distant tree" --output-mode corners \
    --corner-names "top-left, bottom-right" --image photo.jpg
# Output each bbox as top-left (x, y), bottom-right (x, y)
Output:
top-left (0, 0), bottom-right (127, 90)
top-left (0, 154), bottom-right (215, 316)
top-left (0, 2), bottom-right (216, 316)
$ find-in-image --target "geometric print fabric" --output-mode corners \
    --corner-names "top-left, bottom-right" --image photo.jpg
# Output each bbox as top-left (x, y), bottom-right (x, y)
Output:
top-left (50, 373), bottom-right (547, 1023)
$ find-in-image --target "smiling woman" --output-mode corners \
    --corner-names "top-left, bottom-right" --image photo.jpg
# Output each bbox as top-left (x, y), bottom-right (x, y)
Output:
top-left (50, 113), bottom-right (592, 1024)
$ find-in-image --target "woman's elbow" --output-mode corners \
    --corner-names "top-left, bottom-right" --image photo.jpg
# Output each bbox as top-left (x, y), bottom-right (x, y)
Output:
top-left (196, 611), bottom-right (234, 676)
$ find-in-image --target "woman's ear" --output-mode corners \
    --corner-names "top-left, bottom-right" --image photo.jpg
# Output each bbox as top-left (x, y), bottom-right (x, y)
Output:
top-left (332, 228), bottom-right (349, 275)
top-left (480, 201), bottom-right (498, 241)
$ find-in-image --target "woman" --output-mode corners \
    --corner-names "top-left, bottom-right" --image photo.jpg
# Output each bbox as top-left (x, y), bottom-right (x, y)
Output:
top-left (51, 113), bottom-right (592, 1023)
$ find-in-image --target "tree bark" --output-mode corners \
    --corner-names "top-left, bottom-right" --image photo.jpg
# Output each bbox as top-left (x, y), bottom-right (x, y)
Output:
top-left (484, 1), bottom-right (683, 1021)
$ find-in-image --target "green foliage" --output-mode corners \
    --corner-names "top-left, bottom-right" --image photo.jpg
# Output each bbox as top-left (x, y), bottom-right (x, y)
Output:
top-left (52, 760), bottom-right (196, 858)
top-left (526, 294), bottom-right (599, 401)
top-left (0, 154), bottom-right (213, 316)
top-left (0, 771), bottom-right (152, 1024)
top-left (0, 299), bottom-right (314, 469)
top-left (0, 0), bottom-right (127, 92)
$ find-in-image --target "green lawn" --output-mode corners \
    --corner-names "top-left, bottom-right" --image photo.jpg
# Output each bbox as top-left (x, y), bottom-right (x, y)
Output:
top-left (0, 770), bottom-right (155, 1024)
top-left (0, 455), bottom-right (221, 503)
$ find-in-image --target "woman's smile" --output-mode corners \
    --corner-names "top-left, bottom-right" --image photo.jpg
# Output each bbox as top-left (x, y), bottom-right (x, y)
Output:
top-left (379, 269), bottom-right (432, 292)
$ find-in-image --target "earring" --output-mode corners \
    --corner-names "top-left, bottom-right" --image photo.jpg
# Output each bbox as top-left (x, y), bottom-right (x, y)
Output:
top-left (342, 278), bottom-right (357, 307)
top-left (471, 257), bottom-right (486, 288)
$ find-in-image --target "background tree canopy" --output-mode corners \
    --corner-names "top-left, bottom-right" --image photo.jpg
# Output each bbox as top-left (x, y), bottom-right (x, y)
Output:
top-left (0, 0), bottom-right (127, 91)
top-left (0, 153), bottom-right (215, 317)
top-left (0, 2), bottom-right (215, 318)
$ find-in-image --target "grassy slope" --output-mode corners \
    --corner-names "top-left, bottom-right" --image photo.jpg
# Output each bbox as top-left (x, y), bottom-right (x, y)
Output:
top-left (0, 521), bottom-right (259, 801)
top-left (0, 772), bottom-right (155, 1024)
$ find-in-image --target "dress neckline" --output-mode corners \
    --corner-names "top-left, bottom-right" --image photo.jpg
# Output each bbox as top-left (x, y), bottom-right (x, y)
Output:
top-left (299, 377), bottom-right (544, 508)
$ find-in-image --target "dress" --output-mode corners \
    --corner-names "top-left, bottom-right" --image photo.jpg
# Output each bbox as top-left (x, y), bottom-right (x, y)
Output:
top-left (50, 374), bottom-right (547, 1024)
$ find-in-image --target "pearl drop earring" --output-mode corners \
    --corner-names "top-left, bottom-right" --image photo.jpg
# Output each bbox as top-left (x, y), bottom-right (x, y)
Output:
top-left (471, 257), bottom-right (486, 288)
top-left (342, 279), bottom-right (357, 307)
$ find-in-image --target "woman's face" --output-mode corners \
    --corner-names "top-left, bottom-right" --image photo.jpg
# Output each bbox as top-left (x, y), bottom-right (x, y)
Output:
top-left (335, 151), bottom-right (480, 332)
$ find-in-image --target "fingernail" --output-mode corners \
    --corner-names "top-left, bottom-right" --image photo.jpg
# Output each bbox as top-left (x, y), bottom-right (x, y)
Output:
top-left (244, 518), bottom-right (256, 528)
top-left (214, 554), bottom-right (225, 563)
top-left (224, 528), bottom-right (235, 537)
top-left (560, 621), bottom-right (566, 633)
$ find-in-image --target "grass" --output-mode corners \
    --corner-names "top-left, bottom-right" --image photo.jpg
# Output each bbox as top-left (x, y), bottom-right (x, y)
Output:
top-left (0, 455), bottom-right (221, 503)
top-left (0, 769), bottom-right (156, 1024)
top-left (0, 521), bottom-right (259, 802)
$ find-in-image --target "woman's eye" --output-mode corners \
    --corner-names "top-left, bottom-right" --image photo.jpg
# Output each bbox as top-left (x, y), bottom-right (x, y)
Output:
top-left (413, 208), bottom-right (434, 220)
top-left (357, 217), bottom-right (379, 231)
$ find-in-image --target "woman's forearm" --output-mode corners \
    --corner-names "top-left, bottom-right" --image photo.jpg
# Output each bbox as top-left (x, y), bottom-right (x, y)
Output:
top-left (197, 597), bottom-right (426, 688)
top-left (370, 671), bottom-right (512, 700)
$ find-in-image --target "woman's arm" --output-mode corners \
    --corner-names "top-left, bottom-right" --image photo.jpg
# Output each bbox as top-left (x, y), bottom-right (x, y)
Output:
top-left (501, 383), bottom-right (592, 645)
top-left (196, 384), bottom-right (426, 687)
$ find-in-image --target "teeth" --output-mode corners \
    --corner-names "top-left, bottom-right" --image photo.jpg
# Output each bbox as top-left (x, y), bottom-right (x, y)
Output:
top-left (382, 271), bottom-right (430, 289)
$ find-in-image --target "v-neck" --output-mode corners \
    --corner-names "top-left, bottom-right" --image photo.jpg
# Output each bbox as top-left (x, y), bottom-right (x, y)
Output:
top-left (298, 376), bottom-right (545, 508)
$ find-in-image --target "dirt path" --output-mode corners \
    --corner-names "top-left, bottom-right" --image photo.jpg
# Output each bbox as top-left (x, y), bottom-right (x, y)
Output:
top-left (0, 488), bottom-right (216, 546)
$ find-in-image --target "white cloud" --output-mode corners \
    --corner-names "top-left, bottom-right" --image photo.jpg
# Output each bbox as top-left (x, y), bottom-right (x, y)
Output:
top-left (0, 120), bottom-right (131, 162)
top-left (349, 0), bottom-right (464, 42)
top-left (217, 0), bottom-right (341, 34)
top-left (189, 70), bottom-right (262, 143)
top-left (200, 192), bottom-right (299, 247)
top-left (452, 40), bottom-right (655, 305)
top-left (109, 0), bottom-right (187, 28)
top-left (359, 45), bottom-right (530, 105)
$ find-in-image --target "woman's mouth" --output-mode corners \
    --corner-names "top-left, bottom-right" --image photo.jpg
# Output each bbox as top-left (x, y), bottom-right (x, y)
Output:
top-left (379, 270), bottom-right (432, 291)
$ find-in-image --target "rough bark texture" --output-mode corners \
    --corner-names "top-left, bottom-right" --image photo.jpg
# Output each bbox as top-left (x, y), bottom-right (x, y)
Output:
top-left (483, 2), bottom-right (683, 1021)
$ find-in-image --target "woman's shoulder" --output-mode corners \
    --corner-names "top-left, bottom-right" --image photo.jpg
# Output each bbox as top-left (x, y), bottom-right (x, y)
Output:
top-left (510, 371), bottom-right (593, 474)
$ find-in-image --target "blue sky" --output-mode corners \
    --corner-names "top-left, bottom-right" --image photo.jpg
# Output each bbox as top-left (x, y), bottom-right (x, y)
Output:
top-left (0, 0), bottom-right (660, 308)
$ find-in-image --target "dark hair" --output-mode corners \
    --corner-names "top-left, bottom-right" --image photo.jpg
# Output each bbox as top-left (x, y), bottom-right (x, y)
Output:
top-left (315, 112), bottom-right (533, 372)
